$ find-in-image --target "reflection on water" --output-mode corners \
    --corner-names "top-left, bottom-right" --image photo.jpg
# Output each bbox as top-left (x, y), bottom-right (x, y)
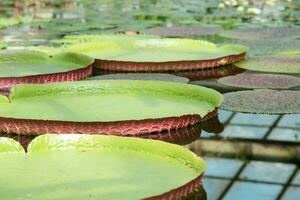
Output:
top-left (95, 65), bottom-right (244, 81)
top-left (184, 185), bottom-right (207, 200)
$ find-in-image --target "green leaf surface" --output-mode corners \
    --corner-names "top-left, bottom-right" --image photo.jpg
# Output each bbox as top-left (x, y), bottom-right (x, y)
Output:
top-left (0, 137), bottom-right (24, 154)
top-left (0, 80), bottom-right (222, 122)
top-left (0, 50), bottom-right (94, 77)
top-left (0, 134), bottom-right (205, 199)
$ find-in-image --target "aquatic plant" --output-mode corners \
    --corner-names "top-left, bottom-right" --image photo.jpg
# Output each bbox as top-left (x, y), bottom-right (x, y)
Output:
top-left (0, 50), bottom-right (93, 91)
top-left (0, 134), bottom-right (206, 199)
top-left (0, 80), bottom-right (222, 138)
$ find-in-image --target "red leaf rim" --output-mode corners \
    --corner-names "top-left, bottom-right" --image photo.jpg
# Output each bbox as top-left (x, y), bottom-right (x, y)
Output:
top-left (144, 174), bottom-right (203, 200)
top-left (0, 109), bottom-right (217, 137)
top-left (93, 53), bottom-right (246, 72)
top-left (0, 65), bottom-right (93, 91)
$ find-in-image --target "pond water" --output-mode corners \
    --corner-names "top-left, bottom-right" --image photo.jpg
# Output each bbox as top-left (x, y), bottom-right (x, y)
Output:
top-left (0, 0), bottom-right (300, 200)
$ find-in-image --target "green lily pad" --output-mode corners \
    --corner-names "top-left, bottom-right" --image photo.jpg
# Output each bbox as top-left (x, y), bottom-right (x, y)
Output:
top-left (141, 26), bottom-right (222, 37)
top-left (88, 73), bottom-right (189, 83)
top-left (0, 134), bottom-right (206, 199)
top-left (221, 90), bottom-right (300, 114)
top-left (35, 35), bottom-right (248, 72)
top-left (0, 50), bottom-right (94, 90)
top-left (0, 80), bottom-right (222, 135)
top-left (235, 55), bottom-right (300, 74)
top-left (219, 26), bottom-right (300, 40)
top-left (218, 73), bottom-right (300, 89)
top-left (65, 37), bottom-right (248, 63)
top-left (0, 50), bottom-right (93, 77)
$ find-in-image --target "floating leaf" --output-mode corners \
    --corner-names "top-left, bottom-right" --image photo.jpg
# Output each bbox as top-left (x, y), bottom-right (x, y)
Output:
top-left (89, 73), bottom-right (189, 83)
top-left (218, 73), bottom-right (300, 89)
top-left (236, 55), bottom-right (300, 74)
top-left (0, 50), bottom-right (93, 90)
top-left (0, 134), bottom-right (206, 199)
top-left (0, 80), bottom-right (222, 136)
top-left (221, 90), bottom-right (300, 114)
top-left (38, 34), bottom-right (248, 72)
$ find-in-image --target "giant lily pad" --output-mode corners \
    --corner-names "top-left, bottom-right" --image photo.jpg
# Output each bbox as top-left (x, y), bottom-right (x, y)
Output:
top-left (221, 90), bottom-right (300, 114)
top-left (0, 80), bottom-right (222, 137)
top-left (218, 73), bottom-right (300, 89)
top-left (0, 50), bottom-right (93, 90)
top-left (0, 134), bottom-right (206, 199)
top-left (40, 34), bottom-right (248, 72)
top-left (235, 55), bottom-right (300, 74)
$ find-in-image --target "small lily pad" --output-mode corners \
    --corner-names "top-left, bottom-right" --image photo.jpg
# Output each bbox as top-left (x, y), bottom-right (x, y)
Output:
top-left (89, 73), bottom-right (189, 83)
top-left (218, 73), bottom-right (300, 89)
top-left (221, 90), bottom-right (300, 114)
top-left (235, 55), bottom-right (300, 74)
top-left (0, 134), bottom-right (206, 199)
top-left (141, 26), bottom-right (222, 37)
